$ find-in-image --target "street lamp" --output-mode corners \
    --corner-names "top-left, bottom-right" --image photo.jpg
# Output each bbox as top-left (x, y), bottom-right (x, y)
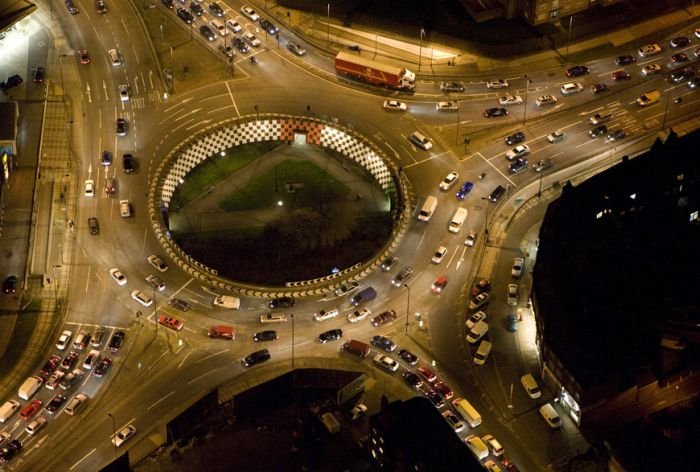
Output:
top-left (522, 74), bottom-right (532, 126)
top-left (403, 283), bottom-right (411, 334)
top-left (291, 313), bottom-right (295, 369)
top-left (662, 90), bottom-right (672, 130)
top-left (52, 265), bottom-right (61, 310)
top-left (327, 3), bottom-right (330, 47)
top-left (566, 15), bottom-right (575, 59)
top-left (417, 28), bottom-right (426, 72)
top-left (481, 197), bottom-right (492, 243)
top-left (107, 413), bottom-right (117, 457)
top-left (455, 100), bottom-right (460, 146)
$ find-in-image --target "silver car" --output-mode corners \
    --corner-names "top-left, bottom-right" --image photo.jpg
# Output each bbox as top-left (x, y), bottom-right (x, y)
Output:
top-left (391, 266), bottom-right (414, 287)
top-left (287, 41), bottom-right (306, 56)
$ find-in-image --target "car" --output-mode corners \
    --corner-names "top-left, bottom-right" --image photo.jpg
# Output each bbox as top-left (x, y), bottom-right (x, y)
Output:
top-left (611, 70), bottom-right (631, 81)
top-left (436, 101), bottom-right (458, 112)
top-left (199, 25), bottom-right (216, 42)
top-left (46, 370), bottom-right (65, 390)
top-left (60, 351), bottom-right (79, 370)
top-left (59, 369), bottom-right (84, 390)
top-left (32, 67), bottom-right (45, 83)
top-left (560, 82), bottom-right (583, 94)
top-left (158, 315), bottom-right (184, 331)
top-left (101, 150), bottom-right (113, 166)
top-left (161, 0), bottom-right (174, 8)
top-left (546, 129), bottom-right (565, 144)
top-left (439, 171), bottom-right (459, 191)
top-left (504, 131), bottom-right (525, 145)
top-left (509, 157), bottom-right (528, 174)
top-left (269, 297), bottom-right (295, 308)
top-left (19, 399), bottom-right (42, 421)
top-left (319, 328), bottom-right (343, 343)
top-left (208, 1), bottom-right (223, 16)
top-left (371, 310), bottom-right (397, 327)
top-left (147, 255), bottom-right (168, 272)
top-left (93, 357), bottom-right (112, 377)
top-left (382, 99), bottom-right (406, 112)
top-left (398, 349), bottom-right (418, 365)
top-left (590, 112), bottom-right (612, 125)
top-left (108, 331), bottom-right (125, 352)
top-left (484, 107), bottom-right (508, 118)
top-left (499, 94), bottom-right (523, 106)
top-left (116, 118), bottom-right (127, 136)
top-left (95, 0), bottom-right (107, 14)
top-left (226, 19), bottom-right (242, 33)
top-left (46, 394), bottom-right (67, 413)
top-left (434, 381), bottom-right (454, 399)
top-left (432, 246), bottom-right (448, 264)
top-left (168, 298), bottom-right (191, 312)
top-left (641, 64), bottom-right (662, 76)
top-left (259, 18), bottom-right (279, 35)
top-left (242, 32), bottom-right (261, 47)
top-left (232, 37), bottom-right (250, 53)
top-left (589, 125), bottom-right (608, 138)
top-left (501, 458), bottom-right (520, 472)
top-left (176, 7), bottom-right (194, 24)
top-left (431, 277), bottom-right (448, 293)
top-left (484, 460), bottom-right (502, 472)
top-left (253, 330), bottom-right (278, 342)
top-left (108, 268), bottom-right (127, 286)
top-left (373, 354), bottom-right (399, 372)
top-left (464, 230), bottom-right (477, 247)
top-left (670, 36), bottom-right (690, 48)
top-left (241, 348), bottom-right (270, 367)
top-left (511, 257), bottom-right (524, 278)
top-left (424, 389), bottom-right (444, 407)
top-left (533, 158), bottom-right (553, 172)
top-left (146, 275), bottom-right (166, 292)
top-left (440, 81), bottom-right (465, 92)
top-left (486, 79), bottom-right (508, 89)
top-left (471, 279), bottom-right (492, 297)
top-left (687, 76), bottom-right (700, 89)
top-left (669, 68), bottom-right (693, 84)
top-left (83, 350), bottom-right (100, 369)
top-left (56, 330), bottom-right (73, 350)
top-left (370, 335), bottom-right (396, 352)
top-left (0, 74), bottom-right (23, 92)
top-left (119, 199), bottom-right (131, 218)
top-left (507, 314), bottom-right (518, 332)
top-left (334, 281), bottom-right (359, 297)
top-left (507, 284), bottom-right (519, 306)
top-left (590, 83), bottom-right (608, 94)
top-left (122, 153), bottom-right (136, 173)
top-left (442, 410), bottom-right (464, 432)
top-left (2, 275), bottom-right (17, 294)
top-left (565, 65), bottom-right (589, 77)
top-left (79, 49), bottom-right (91, 64)
top-left (0, 431), bottom-right (12, 448)
top-left (189, 2), bottom-right (204, 16)
top-left (380, 255), bottom-right (399, 272)
top-left (505, 144), bottom-right (529, 161)
top-left (469, 292), bottom-right (489, 310)
top-left (535, 95), bottom-right (557, 106)
top-left (391, 266), bottom-right (414, 287)
top-left (91, 327), bottom-right (106, 347)
top-left (118, 84), bottom-right (129, 101)
top-left (402, 372), bottom-right (423, 388)
top-left (240, 5), bottom-right (260, 21)
top-left (614, 54), bottom-right (635, 65)
top-left (670, 52), bottom-right (689, 63)
top-left (606, 129), bottom-right (626, 142)
top-left (696, 28), bottom-right (700, 39)
top-left (73, 330), bottom-right (91, 350)
top-left (25, 417), bottom-right (47, 435)
top-left (696, 47), bottom-right (700, 57)
top-left (417, 365), bottom-right (437, 383)
top-left (466, 311), bottom-right (487, 330)
top-left (218, 44), bottom-right (236, 59)
top-left (347, 308), bottom-right (371, 323)
top-left (84, 179), bottom-right (95, 197)
top-left (130, 290), bottom-right (153, 307)
top-left (287, 41), bottom-right (306, 56)
top-left (112, 425), bottom-right (137, 447)
top-left (211, 20), bottom-right (227, 38)
top-left (450, 180), bottom-right (471, 201)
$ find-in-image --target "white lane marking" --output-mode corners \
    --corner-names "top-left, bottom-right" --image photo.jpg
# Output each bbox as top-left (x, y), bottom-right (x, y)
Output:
top-left (70, 447), bottom-right (96, 470)
top-left (187, 367), bottom-right (219, 385)
top-left (225, 81), bottom-right (240, 117)
top-left (147, 390), bottom-right (175, 411)
top-left (194, 348), bottom-right (230, 364)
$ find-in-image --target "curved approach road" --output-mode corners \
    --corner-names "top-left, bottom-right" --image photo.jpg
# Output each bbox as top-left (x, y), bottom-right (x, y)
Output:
top-left (4, 2), bottom-right (700, 471)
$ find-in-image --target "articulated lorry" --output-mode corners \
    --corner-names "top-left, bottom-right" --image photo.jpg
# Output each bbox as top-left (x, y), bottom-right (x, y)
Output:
top-left (334, 52), bottom-right (415, 92)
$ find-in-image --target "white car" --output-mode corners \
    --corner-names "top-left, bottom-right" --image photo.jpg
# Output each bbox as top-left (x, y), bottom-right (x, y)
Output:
top-left (373, 354), bottom-right (399, 372)
top-left (147, 255), bottom-right (168, 272)
top-left (535, 95), bottom-right (558, 106)
top-left (242, 32), bottom-right (261, 47)
top-left (109, 268), bottom-right (127, 286)
top-left (119, 199), bottom-right (131, 217)
top-left (431, 246), bottom-right (448, 264)
top-left (560, 82), bottom-right (583, 94)
top-left (112, 424), bottom-right (137, 447)
top-left (464, 230), bottom-right (477, 247)
top-left (439, 171), bottom-right (459, 191)
top-left (84, 179), bottom-right (95, 197)
top-left (56, 330), bottom-right (73, 350)
top-left (486, 79), bottom-right (508, 89)
top-left (334, 282), bottom-right (359, 297)
top-left (225, 19), bottom-right (242, 33)
top-left (240, 5), bottom-right (259, 21)
top-left (499, 94), bottom-right (522, 105)
top-left (347, 308), bottom-right (371, 323)
top-left (469, 292), bottom-right (489, 310)
top-left (507, 284), bottom-right (519, 306)
top-left (131, 290), bottom-right (153, 307)
top-left (118, 84), bottom-right (129, 102)
top-left (435, 101), bottom-right (458, 112)
top-left (482, 434), bottom-right (504, 457)
top-left (638, 43), bottom-right (662, 57)
top-left (505, 145), bottom-right (530, 161)
top-left (546, 130), bottom-right (566, 143)
top-left (145, 275), bottom-right (166, 292)
top-left (465, 311), bottom-right (486, 330)
top-left (511, 257), bottom-right (524, 278)
top-left (82, 350), bottom-right (100, 369)
top-left (641, 64), bottom-right (662, 76)
top-left (25, 417), bottom-right (47, 436)
top-left (382, 99), bottom-right (407, 112)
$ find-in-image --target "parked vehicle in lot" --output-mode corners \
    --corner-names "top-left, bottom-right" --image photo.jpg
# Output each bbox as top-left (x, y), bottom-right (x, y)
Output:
top-left (25, 416), bottom-right (47, 435)
top-left (521, 374), bottom-right (542, 399)
top-left (59, 369), bottom-right (84, 390)
top-left (46, 393), bottom-right (67, 413)
top-left (398, 349), bottom-right (418, 365)
top-left (83, 350), bottom-right (100, 369)
top-left (18, 376), bottom-right (43, 400)
top-left (442, 410), bottom-right (464, 432)
top-left (108, 331), bottom-right (125, 352)
top-left (0, 400), bottom-right (20, 423)
top-left (94, 357), bottom-right (112, 377)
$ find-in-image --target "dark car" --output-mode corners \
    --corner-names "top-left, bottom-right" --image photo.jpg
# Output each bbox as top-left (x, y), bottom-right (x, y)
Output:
top-left (504, 131), bottom-right (525, 145)
top-left (241, 348), bottom-right (270, 367)
top-left (46, 394), bottom-right (67, 413)
top-left (60, 351), bottom-right (79, 370)
top-left (259, 18), bottom-right (279, 35)
top-left (253, 330), bottom-right (278, 342)
top-left (402, 372), bottom-right (423, 389)
top-left (590, 83), bottom-right (608, 94)
top-left (32, 67), bottom-right (45, 83)
top-left (371, 310), bottom-right (397, 327)
top-left (440, 81), bottom-right (465, 93)
top-left (319, 328), bottom-right (343, 343)
top-left (108, 331), bottom-right (125, 352)
top-left (484, 107), bottom-right (508, 118)
top-left (176, 7), bottom-right (194, 24)
top-left (455, 181), bottom-right (473, 200)
top-left (565, 65), bottom-right (590, 77)
top-left (670, 52), bottom-right (689, 64)
top-left (398, 349), bottom-right (418, 365)
top-left (218, 44), bottom-right (236, 59)
top-left (40, 355), bottom-right (61, 376)
top-left (425, 390), bottom-right (444, 407)
top-left (488, 185), bottom-right (506, 202)
top-left (94, 357), bottom-right (112, 377)
top-left (208, 1), bottom-right (224, 17)
top-left (614, 55), bottom-right (635, 66)
top-left (0, 439), bottom-right (22, 464)
top-left (589, 125), bottom-right (608, 138)
top-left (669, 69), bottom-right (693, 84)
top-left (370, 335), bottom-right (396, 352)
top-left (0, 74), bottom-right (23, 92)
top-left (611, 70), bottom-right (631, 81)
top-left (168, 298), bottom-right (191, 312)
top-left (161, 0), bottom-right (174, 8)
top-left (269, 296), bottom-right (295, 309)
top-left (122, 154), bottom-right (135, 173)
top-left (88, 217), bottom-right (99, 235)
top-left (189, 2), bottom-right (204, 16)
top-left (199, 25), bottom-right (216, 42)
top-left (507, 314), bottom-right (518, 332)
top-left (95, 0), bottom-right (107, 14)
top-left (116, 118), bottom-right (127, 136)
top-left (380, 255), bottom-right (399, 272)
top-left (233, 37), bottom-right (250, 53)
top-left (2, 275), bottom-right (17, 294)
top-left (606, 129), bottom-right (626, 142)
top-left (509, 157), bottom-right (528, 174)
top-left (670, 36), bottom-right (690, 48)
top-left (101, 150), bottom-right (112, 166)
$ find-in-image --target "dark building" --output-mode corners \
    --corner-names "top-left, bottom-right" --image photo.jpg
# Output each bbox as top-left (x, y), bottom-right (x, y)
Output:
top-left (531, 130), bottom-right (700, 440)
top-left (367, 396), bottom-right (481, 471)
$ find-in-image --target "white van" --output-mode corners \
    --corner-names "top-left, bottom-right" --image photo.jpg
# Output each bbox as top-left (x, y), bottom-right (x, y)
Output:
top-left (409, 131), bottom-right (433, 150)
top-left (18, 376), bottom-right (43, 400)
top-left (452, 398), bottom-right (481, 427)
top-left (521, 374), bottom-right (542, 399)
top-left (417, 196), bottom-right (438, 222)
top-left (313, 307), bottom-right (339, 322)
top-left (465, 435), bottom-right (489, 460)
top-left (539, 403), bottom-right (561, 428)
top-left (64, 393), bottom-right (88, 416)
top-left (0, 400), bottom-right (20, 423)
top-left (466, 320), bottom-right (489, 344)
top-left (448, 207), bottom-right (468, 233)
top-left (473, 340), bottom-right (492, 365)
top-left (210, 19), bottom-right (227, 36)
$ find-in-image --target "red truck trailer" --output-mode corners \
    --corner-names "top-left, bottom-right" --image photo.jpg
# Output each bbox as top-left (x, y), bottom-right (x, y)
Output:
top-left (334, 52), bottom-right (415, 91)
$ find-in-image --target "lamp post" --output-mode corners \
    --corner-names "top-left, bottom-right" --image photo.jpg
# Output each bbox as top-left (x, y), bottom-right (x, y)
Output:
top-left (537, 166), bottom-right (545, 197)
top-left (327, 3), bottom-right (330, 47)
top-left (481, 197), bottom-right (491, 243)
top-left (566, 15), bottom-right (574, 59)
top-left (522, 74), bottom-right (532, 126)
top-left (107, 413), bottom-right (117, 457)
top-left (403, 283), bottom-right (411, 334)
top-left (662, 90), bottom-right (672, 130)
top-left (52, 265), bottom-right (61, 310)
top-left (455, 100), bottom-right (460, 146)
top-left (417, 28), bottom-right (426, 72)
top-left (291, 313), bottom-right (295, 369)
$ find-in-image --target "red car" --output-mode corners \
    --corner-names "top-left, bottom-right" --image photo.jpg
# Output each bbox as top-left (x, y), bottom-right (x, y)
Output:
top-left (433, 381), bottom-right (454, 399)
top-left (94, 357), bottom-right (112, 377)
top-left (417, 365), bottom-right (437, 383)
top-left (79, 50), bottom-right (90, 64)
top-left (40, 355), bottom-right (61, 376)
top-left (470, 279), bottom-right (492, 297)
top-left (158, 315), bottom-right (184, 331)
top-left (431, 277), bottom-right (448, 294)
top-left (611, 70), bottom-right (630, 81)
top-left (19, 400), bottom-right (42, 420)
